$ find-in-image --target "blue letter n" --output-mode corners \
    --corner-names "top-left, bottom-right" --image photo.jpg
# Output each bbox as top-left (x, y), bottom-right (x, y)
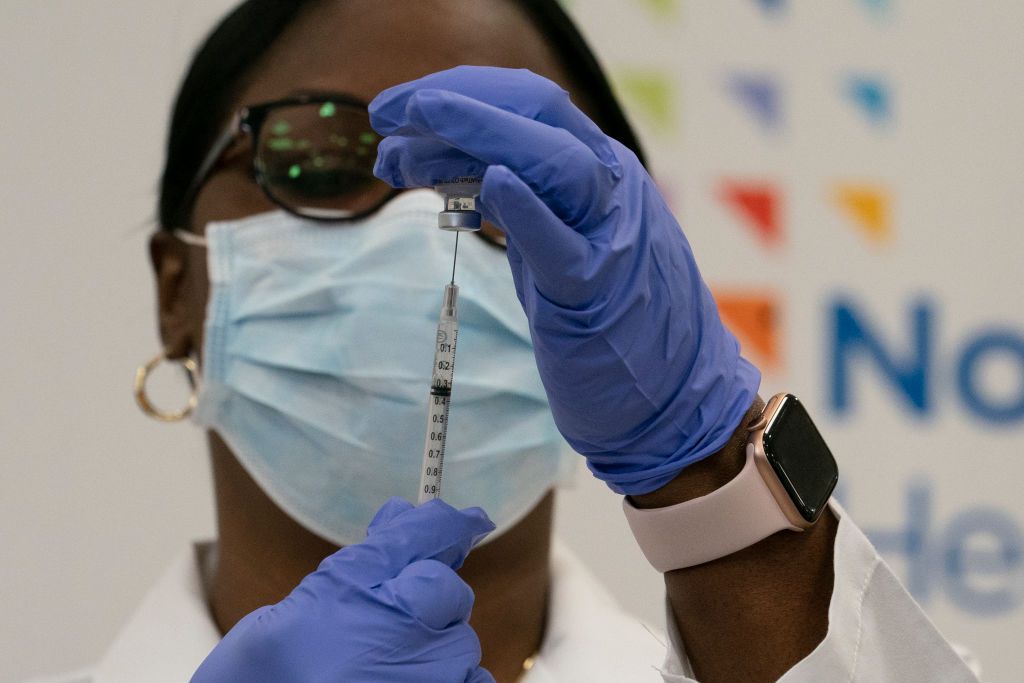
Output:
top-left (830, 298), bottom-right (932, 415)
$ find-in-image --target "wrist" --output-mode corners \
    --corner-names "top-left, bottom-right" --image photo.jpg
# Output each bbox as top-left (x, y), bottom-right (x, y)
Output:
top-left (628, 397), bottom-right (765, 510)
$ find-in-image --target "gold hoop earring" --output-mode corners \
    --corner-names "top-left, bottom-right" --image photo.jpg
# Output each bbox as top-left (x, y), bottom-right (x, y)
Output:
top-left (134, 352), bottom-right (199, 422)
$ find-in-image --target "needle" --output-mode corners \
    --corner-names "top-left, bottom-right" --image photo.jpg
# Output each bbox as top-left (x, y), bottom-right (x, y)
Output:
top-left (451, 231), bottom-right (460, 284)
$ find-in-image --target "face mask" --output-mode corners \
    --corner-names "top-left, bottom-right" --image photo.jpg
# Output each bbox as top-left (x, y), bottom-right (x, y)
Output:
top-left (187, 190), bottom-right (571, 547)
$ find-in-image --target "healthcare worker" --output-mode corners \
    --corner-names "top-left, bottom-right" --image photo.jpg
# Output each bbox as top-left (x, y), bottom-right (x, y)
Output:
top-left (54, 1), bottom-right (980, 681)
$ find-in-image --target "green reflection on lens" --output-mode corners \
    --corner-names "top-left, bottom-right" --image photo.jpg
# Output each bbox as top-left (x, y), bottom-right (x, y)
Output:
top-left (296, 139), bottom-right (312, 151)
top-left (272, 120), bottom-right (291, 136)
top-left (288, 164), bottom-right (302, 179)
top-left (331, 134), bottom-right (348, 147)
top-left (356, 147), bottom-right (368, 156)
top-left (319, 102), bottom-right (337, 118)
top-left (313, 156), bottom-right (325, 168)
top-left (268, 138), bottom-right (294, 151)
top-left (359, 132), bottom-right (377, 145)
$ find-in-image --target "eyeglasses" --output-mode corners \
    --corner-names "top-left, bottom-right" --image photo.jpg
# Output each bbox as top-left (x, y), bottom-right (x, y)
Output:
top-left (182, 93), bottom-right (398, 224)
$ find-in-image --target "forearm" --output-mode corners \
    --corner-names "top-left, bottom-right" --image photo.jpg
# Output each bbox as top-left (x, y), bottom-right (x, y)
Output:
top-left (630, 399), bottom-right (838, 683)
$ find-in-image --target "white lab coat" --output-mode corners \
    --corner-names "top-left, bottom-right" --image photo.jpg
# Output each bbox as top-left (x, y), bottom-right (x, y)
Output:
top-left (38, 504), bottom-right (979, 682)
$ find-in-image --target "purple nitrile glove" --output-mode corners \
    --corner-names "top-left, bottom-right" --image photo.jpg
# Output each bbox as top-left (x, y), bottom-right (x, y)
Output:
top-left (370, 66), bottom-right (760, 495)
top-left (191, 497), bottom-right (496, 683)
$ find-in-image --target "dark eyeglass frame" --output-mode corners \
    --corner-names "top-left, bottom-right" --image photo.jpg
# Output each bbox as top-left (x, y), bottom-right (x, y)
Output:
top-left (180, 92), bottom-right (399, 227)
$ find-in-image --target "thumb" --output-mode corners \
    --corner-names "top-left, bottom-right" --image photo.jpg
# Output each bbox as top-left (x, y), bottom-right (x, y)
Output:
top-left (384, 559), bottom-right (475, 630)
top-left (324, 499), bottom-right (495, 585)
top-left (366, 496), bottom-right (415, 535)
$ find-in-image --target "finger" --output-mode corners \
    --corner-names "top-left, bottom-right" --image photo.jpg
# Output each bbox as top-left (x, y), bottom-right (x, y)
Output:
top-left (466, 667), bottom-right (498, 683)
top-left (504, 240), bottom-right (528, 308)
top-left (384, 559), bottom-right (475, 630)
top-left (370, 65), bottom-right (618, 167)
top-left (480, 165), bottom-right (596, 308)
top-left (366, 496), bottom-right (414, 534)
top-left (394, 89), bottom-right (616, 228)
top-left (374, 136), bottom-right (486, 189)
top-left (324, 499), bottom-right (495, 584)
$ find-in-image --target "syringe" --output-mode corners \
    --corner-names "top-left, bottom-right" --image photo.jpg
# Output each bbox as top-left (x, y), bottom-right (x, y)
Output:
top-left (418, 281), bottom-right (459, 503)
top-left (418, 179), bottom-right (482, 504)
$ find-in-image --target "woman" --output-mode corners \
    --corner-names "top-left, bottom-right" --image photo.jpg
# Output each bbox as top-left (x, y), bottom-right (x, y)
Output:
top-left (91, 0), bottom-right (974, 681)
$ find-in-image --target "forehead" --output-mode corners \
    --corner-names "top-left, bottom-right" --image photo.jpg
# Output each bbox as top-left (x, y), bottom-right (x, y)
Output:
top-left (235, 0), bottom-right (573, 106)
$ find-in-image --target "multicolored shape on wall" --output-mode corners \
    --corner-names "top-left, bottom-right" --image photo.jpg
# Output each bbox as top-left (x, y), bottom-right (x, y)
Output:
top-left (719, 181), bottom-right (783, 247)
top-left (753, 0), bottom-right (786, 14)
top-left (859, 0), bottom-right (892, 16)
top-left (833, 183), bottom-right (891, 243)
top-left (846, 75), bottom-right (891, 125)
top-left (728, 73), bottom-right (781, 130)
top-left (639, 0), bottom-right (679, 18)
top-left (714, 290), bottom-right (782, 371)
top-left (614, 68), bottom-right (676, 131)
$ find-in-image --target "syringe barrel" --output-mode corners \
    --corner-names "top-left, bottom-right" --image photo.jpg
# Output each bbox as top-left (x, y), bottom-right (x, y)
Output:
top-left (419, 284), bottom-right (460, 503)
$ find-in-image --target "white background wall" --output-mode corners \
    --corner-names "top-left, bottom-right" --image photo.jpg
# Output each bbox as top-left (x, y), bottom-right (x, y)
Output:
top-left (2, 1), bottom-right (1022, 681)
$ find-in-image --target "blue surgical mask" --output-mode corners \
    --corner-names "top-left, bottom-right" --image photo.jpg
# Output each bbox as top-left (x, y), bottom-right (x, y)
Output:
top-left (183, 190), bottom-right (571, 546)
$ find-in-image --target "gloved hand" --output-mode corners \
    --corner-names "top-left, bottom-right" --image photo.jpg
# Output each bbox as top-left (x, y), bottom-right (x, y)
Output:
top-left (191, 498), bottom-right (496, 683)
top-left (371, 66), bottom-right (760, 495)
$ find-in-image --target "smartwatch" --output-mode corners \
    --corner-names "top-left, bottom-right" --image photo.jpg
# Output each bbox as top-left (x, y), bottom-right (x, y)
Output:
top-left (622, 393), bottom-right (839, 572)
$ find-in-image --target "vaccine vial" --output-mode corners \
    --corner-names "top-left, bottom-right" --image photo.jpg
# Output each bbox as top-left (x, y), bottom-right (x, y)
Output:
top-left (435, 178), bottom-right (483, 231)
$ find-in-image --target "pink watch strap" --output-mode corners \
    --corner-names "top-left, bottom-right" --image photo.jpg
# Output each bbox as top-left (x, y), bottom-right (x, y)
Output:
top-left (622, 443), bottom-right (802, 572)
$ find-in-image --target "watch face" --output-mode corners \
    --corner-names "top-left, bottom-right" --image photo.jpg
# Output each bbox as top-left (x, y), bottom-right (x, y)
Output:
top-left (762, 396), bottom-right (839, 523)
